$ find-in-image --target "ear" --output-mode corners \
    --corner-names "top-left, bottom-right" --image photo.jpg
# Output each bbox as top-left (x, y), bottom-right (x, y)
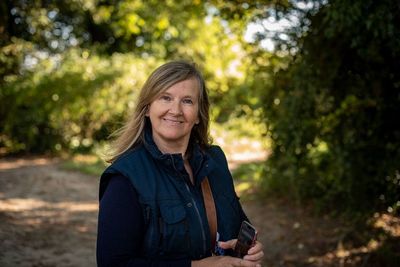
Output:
top-left (195, 113), bottom-right (200, 124)
top-left (145, 105), bottom-right (150, 117)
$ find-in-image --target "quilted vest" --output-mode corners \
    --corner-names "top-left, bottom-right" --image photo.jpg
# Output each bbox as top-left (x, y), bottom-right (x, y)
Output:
top-left (99, 130), bottom-right (246, 260)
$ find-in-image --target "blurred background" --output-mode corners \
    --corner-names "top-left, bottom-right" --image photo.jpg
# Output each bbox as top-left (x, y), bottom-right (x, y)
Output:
top-left (0, 0), bottom-right (399, 266)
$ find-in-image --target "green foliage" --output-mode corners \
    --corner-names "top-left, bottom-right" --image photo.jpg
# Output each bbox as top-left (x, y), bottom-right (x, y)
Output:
top-left (260, 0), bottom-right (400, 214)
top-left (231, 161), bottom-right (266, 201)
top-left (0, 1), bottom-right (260, 154)
top-left (0, 49), bottom-right (160, 153)
top-left (2, 0), bottom-right (399, 222)
top-left (0, 0), bottom-right (205, 56)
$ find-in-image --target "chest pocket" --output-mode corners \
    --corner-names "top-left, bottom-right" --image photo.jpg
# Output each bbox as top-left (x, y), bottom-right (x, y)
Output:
top-left (159, 202), bottom-right (189, 256)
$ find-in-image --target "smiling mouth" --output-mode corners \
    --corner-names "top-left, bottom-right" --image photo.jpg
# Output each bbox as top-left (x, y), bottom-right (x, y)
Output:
top-left (163, 118), bottom-right (183, 124)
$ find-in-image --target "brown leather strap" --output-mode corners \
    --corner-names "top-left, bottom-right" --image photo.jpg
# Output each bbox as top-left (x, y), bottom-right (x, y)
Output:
top-left (201, 176), bottom-right (218, 253)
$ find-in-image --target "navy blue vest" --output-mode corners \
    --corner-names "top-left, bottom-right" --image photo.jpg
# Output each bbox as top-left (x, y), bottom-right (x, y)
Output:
top-left (99, 132), bottom-right (247, 260)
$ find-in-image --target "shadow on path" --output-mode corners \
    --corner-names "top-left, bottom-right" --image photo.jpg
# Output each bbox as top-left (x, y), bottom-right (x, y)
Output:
top-left (0, 157), bottom-right (98, 267)
top-left (0, 157), bottom-right (399, 267)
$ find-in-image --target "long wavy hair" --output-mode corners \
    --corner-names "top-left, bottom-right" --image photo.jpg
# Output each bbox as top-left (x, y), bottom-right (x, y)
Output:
top-left (106, 60), bottom-right (211, 163)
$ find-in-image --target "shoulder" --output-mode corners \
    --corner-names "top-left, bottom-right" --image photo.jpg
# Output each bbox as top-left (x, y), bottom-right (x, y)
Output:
top-left (113, 145), bottom-right (147, 165)
top-left (101, 174), bottom-right (136, 200)
top-left (206, 145), bottom-right (228, 164)
top-left (104, 145), bottom-right (147, 173)
top-left (99, 145), bottom-right (147, 200)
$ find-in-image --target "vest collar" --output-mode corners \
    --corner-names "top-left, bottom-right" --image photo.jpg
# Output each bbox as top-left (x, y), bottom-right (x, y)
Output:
top-left (143, 120), bottom-right (212, 185)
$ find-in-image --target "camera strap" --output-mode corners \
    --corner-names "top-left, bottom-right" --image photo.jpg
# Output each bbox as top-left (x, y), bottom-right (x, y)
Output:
top-left (201, 176), bottom-right (218, 255)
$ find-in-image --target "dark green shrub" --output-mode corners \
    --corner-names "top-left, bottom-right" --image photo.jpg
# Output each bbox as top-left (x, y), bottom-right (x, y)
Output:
top-left (261, 0), bottom-right (400, 214)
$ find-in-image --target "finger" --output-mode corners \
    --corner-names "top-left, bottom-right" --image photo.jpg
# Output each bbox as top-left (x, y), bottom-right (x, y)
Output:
top-left (234, 258), bottom-right (260, 267)
top-left (243, 250), bottom-right (264, 261)
top-left (248, 241), bottom-right (263, 254)
top-left (218, 239), bottom-right (237, 249)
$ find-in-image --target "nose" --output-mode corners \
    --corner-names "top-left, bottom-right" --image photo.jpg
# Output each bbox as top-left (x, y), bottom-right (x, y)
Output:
top-left (169, 99), bottom-right (183, 115)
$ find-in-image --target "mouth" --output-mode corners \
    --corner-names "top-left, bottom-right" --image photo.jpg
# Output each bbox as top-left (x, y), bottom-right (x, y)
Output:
top-left (163, 118), bottom-right (183, 124)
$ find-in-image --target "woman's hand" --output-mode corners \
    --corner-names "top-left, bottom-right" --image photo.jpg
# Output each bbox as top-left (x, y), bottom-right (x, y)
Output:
top-left (219, 239), bottom-right (264, 265)
top-left (191, 255), bottom-right (261, 267)
top-left (191, 239), bottom-right (264, 267)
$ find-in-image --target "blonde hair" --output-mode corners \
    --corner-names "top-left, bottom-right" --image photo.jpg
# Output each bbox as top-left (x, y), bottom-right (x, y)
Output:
top-left (106, 60), bottom-right (211, 163)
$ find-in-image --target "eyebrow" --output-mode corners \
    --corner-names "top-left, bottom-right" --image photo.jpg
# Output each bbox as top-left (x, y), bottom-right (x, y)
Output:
top-left (160, 92), bottom-right (196, 98)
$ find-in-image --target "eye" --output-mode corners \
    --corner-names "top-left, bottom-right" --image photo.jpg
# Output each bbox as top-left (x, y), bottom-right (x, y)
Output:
top-left (182, 98), bottom-right (194, 105)
top-left (160, 95), bottom-right (172, 101)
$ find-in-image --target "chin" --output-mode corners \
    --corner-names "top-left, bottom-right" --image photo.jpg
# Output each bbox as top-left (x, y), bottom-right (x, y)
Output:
top-left (163, 133), bottom-right (189, 142)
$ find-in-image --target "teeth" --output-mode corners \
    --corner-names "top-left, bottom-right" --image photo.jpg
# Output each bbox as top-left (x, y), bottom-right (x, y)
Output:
top-left (163, 118), bottom-right (182, 123)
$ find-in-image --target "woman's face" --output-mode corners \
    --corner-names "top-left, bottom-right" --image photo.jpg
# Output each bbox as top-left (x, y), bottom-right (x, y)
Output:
top-left (147, 78), bottom-right (200, 149)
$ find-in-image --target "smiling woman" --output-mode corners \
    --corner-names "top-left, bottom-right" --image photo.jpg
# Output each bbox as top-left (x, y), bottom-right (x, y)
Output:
top-left (147, 78), bottom-right (200, 155)
top-left (97, 60), bottom-right (264, 267)
top-left (105, 60), bottom-right (210, 163)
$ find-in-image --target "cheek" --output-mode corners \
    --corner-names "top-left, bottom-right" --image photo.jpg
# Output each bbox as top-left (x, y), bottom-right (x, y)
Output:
top-left (147, 104), bottom-right (162, 118)
top-left (187, 108), bottom-right (199, 124)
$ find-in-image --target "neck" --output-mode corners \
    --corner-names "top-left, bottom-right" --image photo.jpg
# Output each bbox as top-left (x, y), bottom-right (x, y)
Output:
top-left (152, 135), bottom-right (189, 157)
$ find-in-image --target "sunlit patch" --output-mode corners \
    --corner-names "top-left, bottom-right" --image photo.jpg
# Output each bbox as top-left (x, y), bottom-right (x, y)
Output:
top-left (373, 213), bottom-right (400, 237)
top-left (0, 158), bottom-right (54, 170)
top-left (306, 213), bottom-right (400, 265)
top-left (76, 225), bottom-right (90, 233)
top-left (0, 198), bottom-right (98, 229)
top-left (228, 138), bottom-right (268, 163)
top-left (0, 198), bottom-right (97, 213)
top-left (229, 150), bottom-right (268, 163)
top-left (71, 154), bottom-right (100, 164)
top-left (56, 202), bottom-right (98, 212)
top-left (0, 198), bottom-right (46, 211)
top-left (235, 182), bottom-right (251, 196)
top-left (307, 238), bottom-right (381, 265)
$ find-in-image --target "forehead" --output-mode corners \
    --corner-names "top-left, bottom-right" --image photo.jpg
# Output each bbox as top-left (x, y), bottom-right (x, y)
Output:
top-left (162, 78), bottom-right (200, 97)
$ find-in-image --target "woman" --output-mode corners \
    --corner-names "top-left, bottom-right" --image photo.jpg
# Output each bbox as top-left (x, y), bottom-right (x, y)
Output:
top-left (97, 60), bottom-right (264, 267)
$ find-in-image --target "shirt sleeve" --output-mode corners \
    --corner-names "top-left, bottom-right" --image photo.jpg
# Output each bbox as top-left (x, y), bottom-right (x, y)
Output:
top-left (96, 174), bottom-right (191, 267)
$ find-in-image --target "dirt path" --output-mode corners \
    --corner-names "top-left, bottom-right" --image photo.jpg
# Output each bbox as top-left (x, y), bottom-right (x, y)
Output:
top-left (0, 157), bottom-right (396, 266)
top-left (0, 157), bottom-right (98, 267)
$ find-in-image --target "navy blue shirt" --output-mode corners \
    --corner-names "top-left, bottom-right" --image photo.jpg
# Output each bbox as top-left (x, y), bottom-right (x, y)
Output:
top-left (96, 174), bottom-right (191, 267)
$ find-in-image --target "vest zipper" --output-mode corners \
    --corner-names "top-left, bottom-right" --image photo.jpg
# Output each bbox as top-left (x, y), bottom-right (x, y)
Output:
top-left (184, 182), bottom-right (207, 256)
top-left (170, 154), bottom-right (207, 256)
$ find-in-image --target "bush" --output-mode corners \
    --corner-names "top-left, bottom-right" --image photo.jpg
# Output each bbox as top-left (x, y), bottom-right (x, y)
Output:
top-left (0, 49), bottom-right (160, 153)
top-left (260, 0), bottom-right (400, 214)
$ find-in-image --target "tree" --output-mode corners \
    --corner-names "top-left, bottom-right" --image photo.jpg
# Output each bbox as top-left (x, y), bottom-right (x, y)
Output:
top-left (0, 0), bottom-right (255, 153)
top-left (261, 0), bottom-right (400, 213)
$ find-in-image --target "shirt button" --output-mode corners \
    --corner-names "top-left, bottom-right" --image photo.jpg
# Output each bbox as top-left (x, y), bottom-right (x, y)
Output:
top-left (187, 202), bottom-right (193, 208)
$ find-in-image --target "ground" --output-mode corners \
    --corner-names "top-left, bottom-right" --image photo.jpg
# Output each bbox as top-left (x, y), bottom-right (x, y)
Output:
top-left (0, 156), bottom-right (398, 267)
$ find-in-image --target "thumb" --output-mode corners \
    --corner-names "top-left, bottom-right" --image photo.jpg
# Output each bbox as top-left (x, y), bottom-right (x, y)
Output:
top-left (218, 239), bottom-right (237, 249)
